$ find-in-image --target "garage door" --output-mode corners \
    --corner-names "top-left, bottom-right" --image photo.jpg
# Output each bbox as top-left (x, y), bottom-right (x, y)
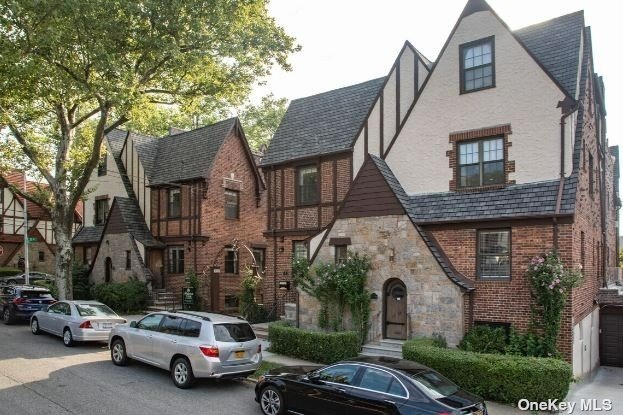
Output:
top-left (600, 307), bottom-right (623, 367)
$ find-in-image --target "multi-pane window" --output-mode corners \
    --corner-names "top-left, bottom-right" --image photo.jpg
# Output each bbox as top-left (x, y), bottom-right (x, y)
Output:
top-left (224, 248), bottom-right (239, 274)
top-left (477, 230), bottom-right (510, 278)
top-left (168, 246), bottom-right (184, 274)
top-left (335, 245), bottom-right (348, 265)
top-left (94, 198), bottom-right (109, 225)
top-left (297, 165), bottom-right (318, 204)
top-left (293, 241), bottom-right (307, 260)
top-left (459, 138), bottom-right (504, 187)
top-left (252, 248), bottom-right (265, 274)
top-left (225, 190), bottom-right (239, 219)
top-left (168, 188), bottom-right (181, 218)
top-left (224, 295), bottom-right (239, 309)
top-left (461, 38), bottom-right (494, 93)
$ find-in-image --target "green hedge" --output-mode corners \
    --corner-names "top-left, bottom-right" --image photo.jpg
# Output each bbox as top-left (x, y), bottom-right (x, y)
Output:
top-left (0, 267), bottom-right (21, 278)
top-left (403, 340), bottom-right (572, 404)
top-left (92, 279), bottom-right (149, 313)
top-left (268, 322), bottom-right (360, 364)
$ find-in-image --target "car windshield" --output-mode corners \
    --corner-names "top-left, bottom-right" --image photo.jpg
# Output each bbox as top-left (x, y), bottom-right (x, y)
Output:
top-left (20, 290), bottom-right (53, 299)
top-left (76, 303), bottom-right (118, 317)
top-left (213, 323), bottom-right (255, 342)
top-left (408, 370), bottom-right (460, 399)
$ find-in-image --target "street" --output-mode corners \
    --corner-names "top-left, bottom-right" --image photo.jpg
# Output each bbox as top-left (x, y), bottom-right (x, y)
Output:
top-left (0, 321), bottom-right (260, 415)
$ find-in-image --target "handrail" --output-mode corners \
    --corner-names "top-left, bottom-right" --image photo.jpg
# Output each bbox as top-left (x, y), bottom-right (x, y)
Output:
top-left (365, 311), bottom-right (382, 344)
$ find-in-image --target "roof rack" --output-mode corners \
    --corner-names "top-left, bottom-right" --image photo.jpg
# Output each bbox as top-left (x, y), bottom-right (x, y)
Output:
top-left (176, 310), bottom-right (211, 321)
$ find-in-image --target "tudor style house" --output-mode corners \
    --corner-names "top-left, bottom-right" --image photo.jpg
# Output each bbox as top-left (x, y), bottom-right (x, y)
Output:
top-left (1, 172), bottom-right (82, 274)
top-left (262, 0), bottom-right (619, 378)
top-left (73, 118), bottom-right (266, 312)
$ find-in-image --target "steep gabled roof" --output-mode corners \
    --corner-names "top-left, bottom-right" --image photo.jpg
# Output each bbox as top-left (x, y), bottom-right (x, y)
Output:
top-left (129, 131), bottom-right (159, 181)
top-left (114, 197), bottom-right (163, 248)
top-left (259, 78), bottom-right (385, 167)
top-left (72, 225), bottom-right (104, 245)
top-left (105, 129), bottom-right (128, 158)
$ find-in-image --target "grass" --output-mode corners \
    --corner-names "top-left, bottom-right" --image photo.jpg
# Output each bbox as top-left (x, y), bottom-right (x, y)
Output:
top-left (248, 360), bottom-right (282, 381)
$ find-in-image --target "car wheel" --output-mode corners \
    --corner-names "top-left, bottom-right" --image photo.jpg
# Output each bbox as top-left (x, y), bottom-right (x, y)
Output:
top-left (31, 318), bottom-right (41, 335)
top-left (3, 307), bottom-right (14, 325)
top-left (171, 357), bottom-right (194, 389)
top-left (63, 328), bottom-right (74, 347)
top-left (111, 339), bottom-right (129, 366)
top-left (260, 385), bottom-right (285, 415)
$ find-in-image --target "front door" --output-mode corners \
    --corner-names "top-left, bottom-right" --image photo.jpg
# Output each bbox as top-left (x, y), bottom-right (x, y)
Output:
top-left (384, 279), bottom-right (407, 340)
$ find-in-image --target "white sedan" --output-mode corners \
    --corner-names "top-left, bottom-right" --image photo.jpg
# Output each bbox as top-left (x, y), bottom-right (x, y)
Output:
top-left (30, 300), bottom-right (126, 346)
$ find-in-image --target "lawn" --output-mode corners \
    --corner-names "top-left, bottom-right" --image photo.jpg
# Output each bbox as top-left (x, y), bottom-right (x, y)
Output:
top-left (248, 360), bottom-right (282, 381)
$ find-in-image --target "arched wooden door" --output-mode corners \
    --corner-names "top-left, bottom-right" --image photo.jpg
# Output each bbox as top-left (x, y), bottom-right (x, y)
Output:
top-left (105, 257), bottom-right (112, 283)
top-left (384, 279), bottom-right (407, 340)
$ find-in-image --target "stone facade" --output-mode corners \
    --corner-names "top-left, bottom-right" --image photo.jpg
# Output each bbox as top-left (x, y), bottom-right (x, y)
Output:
top-left (90, 233), bottom-right (146, 285)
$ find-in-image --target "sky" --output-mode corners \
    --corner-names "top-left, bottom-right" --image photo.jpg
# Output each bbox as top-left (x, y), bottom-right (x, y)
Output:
top-left (255, 0), bottom-right (620, 151)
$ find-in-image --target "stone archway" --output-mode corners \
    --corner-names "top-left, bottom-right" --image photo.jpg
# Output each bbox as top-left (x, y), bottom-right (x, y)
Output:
top-left (383, 278), bottom-right (407, 340)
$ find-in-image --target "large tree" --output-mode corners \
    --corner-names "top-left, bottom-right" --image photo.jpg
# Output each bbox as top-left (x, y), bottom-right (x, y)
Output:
top-left (0, 0), bottom-right (298, 299)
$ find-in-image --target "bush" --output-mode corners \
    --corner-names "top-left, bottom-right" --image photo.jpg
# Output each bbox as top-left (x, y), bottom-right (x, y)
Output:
top-left (403, 339), bottom-right (572, 404)
top-left (33, 280), bottom-right (59, 299)
top-left (0, 267), bottom-right (21, 278)
top-left (92, 279), bottom-right (149, 313)
top-left (73, 263), bottom-right (93, 300)
top-left (268, 322), bottom-right (360, 364)
top-left (458, 325), bottom-right (507, 354)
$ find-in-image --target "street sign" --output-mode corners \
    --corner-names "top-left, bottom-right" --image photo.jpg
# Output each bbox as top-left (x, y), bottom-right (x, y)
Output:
top-left (182, 287), bottom-right (196, 310)
top-left (27, 237), bottom-right (37, 243)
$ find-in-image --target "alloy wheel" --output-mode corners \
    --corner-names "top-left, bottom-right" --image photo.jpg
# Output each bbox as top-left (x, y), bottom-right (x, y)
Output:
top-left (174, 361), bottom-right (188, 384)
top-left (261, 388), bottom-right (281, 415)
top-left (31, 319), bottom-right (39, 334)
top-left (112, 343), bottom-right (125, 363)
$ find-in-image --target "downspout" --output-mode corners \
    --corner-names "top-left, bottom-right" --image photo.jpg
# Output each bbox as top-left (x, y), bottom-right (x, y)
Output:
top-left (599, 115), bottom-right (607, 287)
top-left (554, 98), bottom-right (576, 250)
top-left (271, 165), bottom-right (278, 320)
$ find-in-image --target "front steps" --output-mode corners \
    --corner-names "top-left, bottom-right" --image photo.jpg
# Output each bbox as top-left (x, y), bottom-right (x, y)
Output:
top-left (147, 289), bottom-right (182, 312)
top-left (251, 322), bottom-right (270, 340)
top-left (360, 338), bottom-right (405, 359)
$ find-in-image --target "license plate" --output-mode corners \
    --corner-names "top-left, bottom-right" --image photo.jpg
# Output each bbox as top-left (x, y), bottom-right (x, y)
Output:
top-left (235, 351), bottom-right (245, 359)
top-left (102, 324), bottom-right (112, 329)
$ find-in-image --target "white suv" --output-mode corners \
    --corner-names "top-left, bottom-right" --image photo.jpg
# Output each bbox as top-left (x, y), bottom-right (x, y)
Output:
top-left (108, 310), bottom-right (262, 388)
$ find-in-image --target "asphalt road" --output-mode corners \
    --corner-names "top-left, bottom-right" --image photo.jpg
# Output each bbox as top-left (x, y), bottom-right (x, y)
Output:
top-left (0, 320), bottom-right (261, 415)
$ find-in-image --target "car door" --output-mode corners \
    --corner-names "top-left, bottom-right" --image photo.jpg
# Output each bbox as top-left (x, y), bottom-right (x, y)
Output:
top-left (50, 302), bottom-right (71, 335)
top-left (296, 363), bottom-right (362, 415)
top-left (37, 302), bottom-right (60, 333)
top-left (126, 314), bottom-right (164, 363)
top-left (348, 366), bottom-right (409, 415)
top-left (151, 315), bottom-right (184, 367)
top-left (42, 302), bottom-right (66, 335)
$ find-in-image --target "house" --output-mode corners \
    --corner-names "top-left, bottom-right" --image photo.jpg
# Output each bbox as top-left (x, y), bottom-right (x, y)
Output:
top-left (1, 171), bottom-right (82, 274)
top-left (73, 118), bottom-right (266, 312)
top-left (263, 0), bottom-right (619, 378)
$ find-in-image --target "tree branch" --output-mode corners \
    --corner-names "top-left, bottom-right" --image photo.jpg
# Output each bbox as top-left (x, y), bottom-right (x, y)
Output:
top-left (70, 106), bottom-right (100, 128)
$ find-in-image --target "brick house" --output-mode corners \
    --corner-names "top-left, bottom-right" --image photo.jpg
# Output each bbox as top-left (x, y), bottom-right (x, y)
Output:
top-left (1, 172), bottom-right (82, 274)
top-left (265, 0), bottom-right (619, 377)
top-left (73, 118), bottom-right (266, 312)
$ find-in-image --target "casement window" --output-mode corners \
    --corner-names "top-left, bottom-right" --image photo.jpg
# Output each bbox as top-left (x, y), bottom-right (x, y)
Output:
top-left (459, 138), bottom-right (504, 187)
top-left (225, 190), bottom-right (239, 219)
top-left (125, 250), bottom-right (131, 270)
top-left (168, 188), bottom-right (181, 218)
top-left (460, 37), bottom-right (495, 93)
top-left (168, 246), bottom-right (184, 274)
top-left (477, 229), bottom-right (510, 278)
top-left (335, 245), bottom-right (348, 265)
top-left (224, 248), bottom-right (239, 274)
top-left (252, 248), bottom-right (265, 274)
top-left (224, 295), bottom-right (239, 309)
top-left (297, 165), bottom-right (318, 204)
top-left (94, 198), bottom-right (109, 225)
top-left (97, 153), bottom-right (107, 176)
top-left (293, 241), bottom-right (307, 260)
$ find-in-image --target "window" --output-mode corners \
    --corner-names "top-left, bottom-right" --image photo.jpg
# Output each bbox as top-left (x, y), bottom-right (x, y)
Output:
top-left (459, 138), bottom-right (504, 187)
top-left (335, 245), bottom-right (348, 265)
top-left (38, 251), bottom-right (45, 262)
top-left (159, 315), bottom-right (183, 336)
top-left (225, 190), bottom-right (239, 219)
top-left (317, 364), bottom-right (359, 385)
top-left (125, 250), bottom-right (131, 270)
top-left (224, 248), bottom-right (238, 274)
top-left (589, 153), bottom-right (594, 197)
top-left (180, 319), bottom-right (202, 337)
top-left (213, 323), bottom-right (256, 342)
top-left (359, 367), bottom-right (407, 397)
top-left (293, 241), bottom-right (307, 260)
top-left (460, 37), bottom-right (494, 93)
top-left (94, 198), bottom-right (109, 225)
top-left (168, 188), bottom-right (181, 218)
top-left (224, 295), bottom-right (239, 309)
top-left (477, 229), bottom-right (510, 278)
top-left (168, 246), bottom-right (184, 274)
top-left (97, 153), bottom-right (107, 176)
top-left (297, 165), bottom-right (318, 204)
top-left (137, 314), bottom-right (164, 331)
top-left (86, 247), bottom-right (92, 265)
top-left (252, 248), bottom-right (265, 274)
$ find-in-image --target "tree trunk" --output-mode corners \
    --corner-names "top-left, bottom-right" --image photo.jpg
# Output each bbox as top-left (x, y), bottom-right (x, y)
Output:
top-left (53, 209), bottom-right (74, 300)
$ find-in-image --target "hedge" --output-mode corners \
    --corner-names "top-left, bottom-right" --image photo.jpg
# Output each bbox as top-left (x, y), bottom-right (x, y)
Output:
top-left (0, 267), bottom-right (21, 278)
top-left (403, 339), bottom-right (572, 404)
top-left (268, 322), bottom-right (360, 364)
top-left (92, 279), bottom-right (149, 313)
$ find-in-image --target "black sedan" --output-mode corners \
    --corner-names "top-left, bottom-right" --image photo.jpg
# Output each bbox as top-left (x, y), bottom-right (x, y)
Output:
top-left (254, 355), bottom-right (486, 415)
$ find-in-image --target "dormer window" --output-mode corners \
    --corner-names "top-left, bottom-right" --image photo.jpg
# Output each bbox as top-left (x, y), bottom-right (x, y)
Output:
top-left (460, 37), bottom-right (495, 93)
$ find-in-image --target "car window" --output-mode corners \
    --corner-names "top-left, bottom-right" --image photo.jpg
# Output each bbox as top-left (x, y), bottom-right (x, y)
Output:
top-left (409, 370), bottom-right (459, 399)
top-left (20, 290), bottom-right (53, 299)
top-left (61, 303), bottom-right (71, 316)
top-left (48, 303), bottom-right (64, 314)
top-left (317, 364), bottom-right (359, 385)
top-left (137, 314), bottom-right (164, 331)
top-left (159, 316), bottom-right (183, 336)
top-left (358, 367), bottom-right (407, 397)
top-left (181, 319), bottom-right (201, 337)
top-left (76, 303), bottom-right (117, 317)
top-left (213, 323), bottom-right (255, 342)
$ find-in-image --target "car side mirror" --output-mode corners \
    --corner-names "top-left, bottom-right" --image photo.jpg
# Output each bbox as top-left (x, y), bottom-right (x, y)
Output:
top-left (129, 321), bottom-right (137, 328)
top-left (306, 372), bottom-right (322, 383)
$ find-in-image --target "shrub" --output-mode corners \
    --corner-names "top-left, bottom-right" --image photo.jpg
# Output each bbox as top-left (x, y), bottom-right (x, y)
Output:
top-left (268, 322), bottom-right (360, 364)
top-left (73, 263), bottom-right (93, 300)
top-left (92, 279), bottom-right (149, 313)
top-left (0, 267), bottom-right (21, 278)
top-left (403, 339), bottom-right (572, 404)
top-left (458, 325), bottom-right (507, 354)
top-left (33, 280), bottom-right (58, 299)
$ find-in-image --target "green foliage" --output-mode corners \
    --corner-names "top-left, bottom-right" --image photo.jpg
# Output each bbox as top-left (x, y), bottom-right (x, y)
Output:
top-left (458, 325), bottom-right (507, 354)
top-left (0, 267), bottom-right (21, 278)
top-left (238, 94), bottom-right (288, 151)
top-left (72, 263), bottom-right (93, 300)
top-left (403, 339), bottom-right (572, 404)
top-left (268, 322), bottom-right (360, 364)
top-left (506, 330), bottom-right (558, 358)
top-left (92, 279), bottom-right (149, 313)
top-left (239, 267), bottom-right (265, 322)
top-left (33, 280), bottom-right (59, 299)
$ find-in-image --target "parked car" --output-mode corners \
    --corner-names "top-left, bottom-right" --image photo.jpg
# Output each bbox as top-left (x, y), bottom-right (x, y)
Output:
top-left (255, 355), bottom-right (487, 415)
top-left (0, 285), bottom-right (56, 324)
top-left (0, 272), bottom-right (55, 286)
top-left (30, 300), bottom-right (126, 347)
top-left (108, 310), bottom-right (262, 388)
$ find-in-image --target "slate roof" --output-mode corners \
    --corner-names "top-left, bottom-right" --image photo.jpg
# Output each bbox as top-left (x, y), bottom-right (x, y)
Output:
top-left (149, 118), bottom-right (237, 185)
top-left (114, 197), bottom-right (163, 248)
top-left (105, 129), bottom-right (127, 158)
top-left (72, 225), bottom-right (104, 244)
top-left (515, 11), bottom-right (584, 98)
top-left (259, 78), bottom-right (385, 166)
top-left (130, 132), bottom-right (159, 182)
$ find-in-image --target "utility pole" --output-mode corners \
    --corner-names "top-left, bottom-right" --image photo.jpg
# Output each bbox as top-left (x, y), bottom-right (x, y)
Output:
top-left (23, 173), bottom-right (30, 285)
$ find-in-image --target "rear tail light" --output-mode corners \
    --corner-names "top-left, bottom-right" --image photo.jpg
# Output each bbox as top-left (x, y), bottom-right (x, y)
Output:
top-left (79, 321), bottom-right (93, 329)
top-left (13, 297), bottom-right (26, 305)
top-left (199, 345), bottom-right (219, 358)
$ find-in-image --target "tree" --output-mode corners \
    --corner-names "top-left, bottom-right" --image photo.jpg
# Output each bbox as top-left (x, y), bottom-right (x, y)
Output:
top-left (238, 94), bottom-right (288, 151)
top-left (0, 0), bottom-right (298, 299)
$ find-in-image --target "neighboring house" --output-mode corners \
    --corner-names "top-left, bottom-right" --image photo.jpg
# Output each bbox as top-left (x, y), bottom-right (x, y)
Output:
top-left (265, 0), bottom-right (619, 378)
top-left (73, 118), bottom-right (266, 312)
top-left (1, 172), bottom-right (82, 274)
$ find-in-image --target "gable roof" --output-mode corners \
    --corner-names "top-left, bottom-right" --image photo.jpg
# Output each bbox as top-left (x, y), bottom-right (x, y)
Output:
top-left (72, 225), bottom-right (104, 245)
top-left (259, 78), bottom-right (385, 167)
top-left (113, 197), bottom-right (163, 248)
top-left (129, 132), bottom-right (159, 181)
top-left (105, 129), bottom-right (128, 158)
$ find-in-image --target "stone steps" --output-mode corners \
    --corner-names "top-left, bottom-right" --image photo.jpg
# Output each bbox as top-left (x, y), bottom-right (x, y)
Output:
top-left (251, 322), bottom-right (269, 340)
top-left (360, 339), bottom-right (405, 359)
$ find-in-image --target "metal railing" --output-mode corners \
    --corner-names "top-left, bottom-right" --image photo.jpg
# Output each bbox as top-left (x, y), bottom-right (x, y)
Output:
top-left (365, 311), bottom-right (382, 344)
